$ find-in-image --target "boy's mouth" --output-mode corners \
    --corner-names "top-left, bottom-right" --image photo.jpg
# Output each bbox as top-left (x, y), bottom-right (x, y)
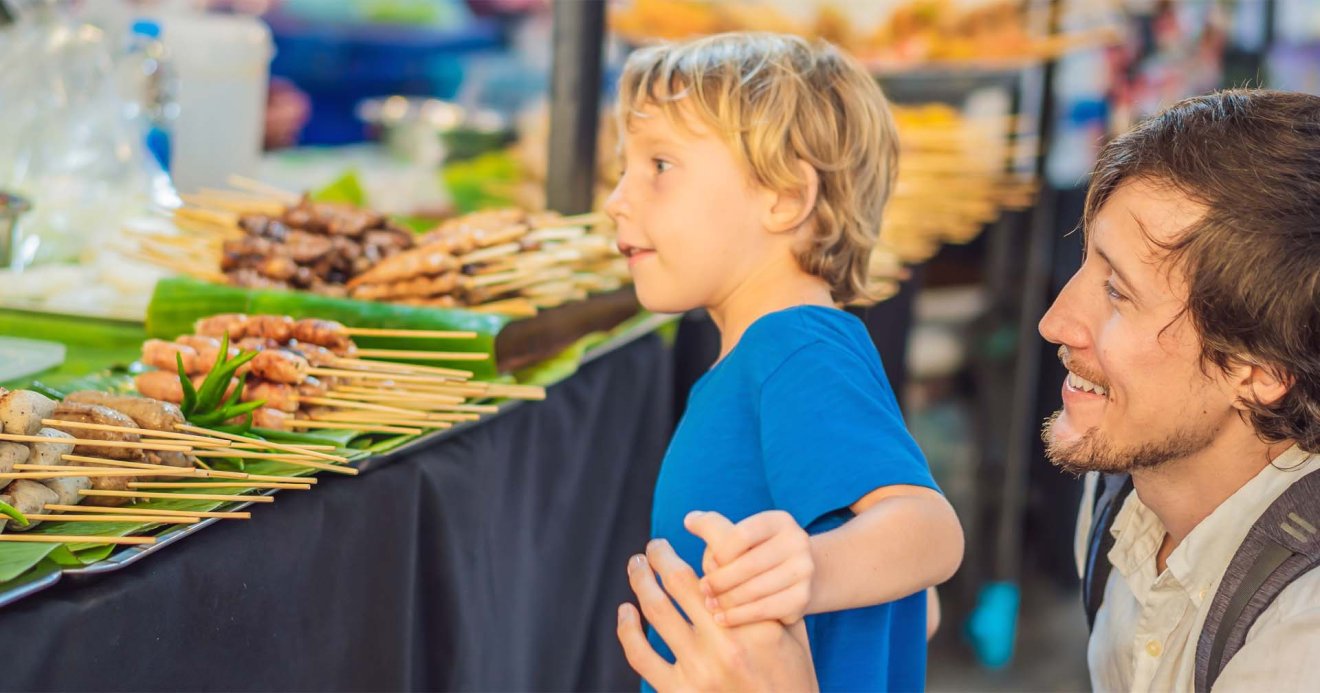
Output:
top-left (617, 241), bottom-right (655, 265)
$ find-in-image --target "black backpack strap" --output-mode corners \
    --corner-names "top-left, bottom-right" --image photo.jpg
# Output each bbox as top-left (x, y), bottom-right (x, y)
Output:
top-left (1195, 469), bottom-right (1320, 692)
top-left (1083, 473), bottom-right (1135, 630)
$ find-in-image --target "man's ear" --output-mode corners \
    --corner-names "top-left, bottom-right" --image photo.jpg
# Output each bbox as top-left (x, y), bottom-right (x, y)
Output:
top-left (1232, 359), bottom-right (1291, 410)
top-left (763, 160), bottom-right (819, 235)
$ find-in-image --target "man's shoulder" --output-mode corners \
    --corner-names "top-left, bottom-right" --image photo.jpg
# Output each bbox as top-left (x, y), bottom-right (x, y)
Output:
top-left (1248, 564), bottom-right (1320, 633)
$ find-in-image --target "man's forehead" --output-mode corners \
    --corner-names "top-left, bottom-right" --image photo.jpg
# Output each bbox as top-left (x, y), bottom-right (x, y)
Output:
top-left (1095, 179), bottom-right (1208, 247)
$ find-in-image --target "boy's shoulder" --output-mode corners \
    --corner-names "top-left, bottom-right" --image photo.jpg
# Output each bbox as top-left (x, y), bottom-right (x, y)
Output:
top-left (734, 306), bottom-right (874, 381)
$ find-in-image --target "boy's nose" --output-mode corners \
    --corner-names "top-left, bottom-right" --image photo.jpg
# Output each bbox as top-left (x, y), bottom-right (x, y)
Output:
top-left (604, 182), bottom-right (628, 222)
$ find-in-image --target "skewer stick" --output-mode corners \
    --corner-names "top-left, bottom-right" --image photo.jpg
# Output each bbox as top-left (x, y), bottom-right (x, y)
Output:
top-left (283, 421), bottom-right (423, 435)
top-left (4, 468), bottom-right (195, 479)
top-left (308, 367), bottom-right (472, 385)
top-left (340, 327), bottom-right (478, 340)
top-left (310, 412), bottom-right (456, 428)
top-left (190, 450), bottom-right (358, 476)
top-left (331, 358), bottom-right (472, 379)
top-left (315, 409), bottom-right (476, 423)
top-left (192, 449), bottom-right (322, 462)
top-left (301, 396), bottom-right (432, 417)
top-left (174, 424), bottom-right (348, 463)
top-left (331, 386), bottom-right (465, 405)
top-left (60, 454), bottom-right (239, 479)
top-left (467, 298), bottom-right (538, 317)
top-left (21, 514), bottom-right (201, 524)
top-left (325, 392), bottom-right (494, 413)
top-left (0, 433), bottom-right (191, 452)
top-left (309, 417), bottom-right (451, 430)
top-left (230, 441), bottom-right (338, 452)
top-left (350, 348), bottom-right (490, 362)
top-left (45, 504), bottom-right (250, 520)
top-left (129, 481), bottom-right (310, 490)
top-left (80, 489), bottom-right (275, 503)
top-left (41, 419), bottom-right (231, 447)
top-left (0, 535), bottom-right (156, 545)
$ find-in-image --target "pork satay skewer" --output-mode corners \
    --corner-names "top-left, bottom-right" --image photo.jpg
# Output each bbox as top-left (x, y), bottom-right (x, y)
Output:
top-left (80, 489), bottom-right (275, 504)
top-left (307, 367), bottom-right (473, 385)
top-left (328, 359), bottom-right (472, 379)
top-left (337, 327), bottom-right (478, 340)
top-left (0, 433), bottom-right (190, 452)
top-left (65, 455), bottom-right (311, 484)
top-left (40, 420), bottom-right (230, 447)
top-left (3, 468), bottom-right (196, 480)
top-left (46, 503), bottom-right (250, 519)
top-left (0, 534), bottom-right (156, 545)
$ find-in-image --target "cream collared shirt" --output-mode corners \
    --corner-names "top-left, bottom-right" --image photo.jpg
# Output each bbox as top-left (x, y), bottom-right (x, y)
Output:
top-left (1075, 446), bottom-right (1320, 692)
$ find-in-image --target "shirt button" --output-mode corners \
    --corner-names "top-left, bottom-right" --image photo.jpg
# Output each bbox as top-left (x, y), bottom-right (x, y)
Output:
top-left (1146, 640), bottom-right (1163, 657)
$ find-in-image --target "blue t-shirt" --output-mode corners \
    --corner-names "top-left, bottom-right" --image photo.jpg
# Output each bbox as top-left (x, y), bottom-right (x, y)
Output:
top-left (649, 305), bottom-right (938, 692)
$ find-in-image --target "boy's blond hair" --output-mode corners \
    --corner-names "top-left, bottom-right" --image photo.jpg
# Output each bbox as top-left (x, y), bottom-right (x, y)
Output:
top-left (617, 32), bottom-right (899, 304)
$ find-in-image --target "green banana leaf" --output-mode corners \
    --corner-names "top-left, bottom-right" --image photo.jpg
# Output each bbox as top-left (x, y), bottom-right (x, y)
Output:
top-left (310, 169), bottom-right (368, 206)
top-left (147, 277), bottom-right (509, 379)
top-left (0, 309), bottom-right (146, 389)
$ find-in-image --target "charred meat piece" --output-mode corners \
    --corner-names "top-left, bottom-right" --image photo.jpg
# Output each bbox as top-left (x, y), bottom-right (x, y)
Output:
top-left (49, 402), bottom-right (145, 461)
top-left (64, 391), bottom-right (187, 433)
top-left (2, 481), bottom-right (58, 531)
top-left (142, 339), bottom-right (201, 374)
top-left (244, 380), bottom-right (299, 412)
top-left (250, 349), bottom-right (309, 385)
top-left (194, 313), bottom-right (250, 340)
top-left (0, 442), bottom-right (30, 474)
top-left (0, 390), bottom-right (58, 436)
top-left (291, 318), bottom-right (354, 354)
top-left (135, 370), bottom-right (184, 404)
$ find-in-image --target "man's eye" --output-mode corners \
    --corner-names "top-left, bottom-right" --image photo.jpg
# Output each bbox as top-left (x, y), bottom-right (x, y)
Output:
top-left (1103, 280), bottom-right (1127, 302)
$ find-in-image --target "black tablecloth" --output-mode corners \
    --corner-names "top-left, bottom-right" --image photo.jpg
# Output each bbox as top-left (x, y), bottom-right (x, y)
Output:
top-left (1, 335), bottom-right (671, 692)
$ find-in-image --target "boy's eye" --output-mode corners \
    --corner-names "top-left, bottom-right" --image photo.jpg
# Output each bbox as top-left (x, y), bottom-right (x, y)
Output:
top-left (1103, 279), bottom-right (1127, 303)
top-left (653, 158), bottom-right (672, 174)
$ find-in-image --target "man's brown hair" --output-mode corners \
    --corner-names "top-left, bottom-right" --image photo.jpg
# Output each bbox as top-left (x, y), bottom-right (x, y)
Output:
top-left (1085, 89), bottom-right (1320, 452)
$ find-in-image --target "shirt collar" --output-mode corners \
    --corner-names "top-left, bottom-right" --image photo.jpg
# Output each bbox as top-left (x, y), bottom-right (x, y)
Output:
top-left (1108, 445), bottom-right (1317, 607)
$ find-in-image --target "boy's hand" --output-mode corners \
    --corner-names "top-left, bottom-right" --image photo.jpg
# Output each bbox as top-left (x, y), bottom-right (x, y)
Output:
top-left (684, 510), bottom-right (814, 627)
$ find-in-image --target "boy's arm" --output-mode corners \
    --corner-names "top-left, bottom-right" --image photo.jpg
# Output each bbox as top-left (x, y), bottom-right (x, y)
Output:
top-left (805, 484), bottom-right (963, 615)
top-left (691, 486), bottom-right (963, 625)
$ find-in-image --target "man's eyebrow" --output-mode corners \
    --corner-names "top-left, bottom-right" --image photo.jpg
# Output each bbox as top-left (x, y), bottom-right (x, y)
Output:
top-left (1095, 224), bottom-right (1142, 298)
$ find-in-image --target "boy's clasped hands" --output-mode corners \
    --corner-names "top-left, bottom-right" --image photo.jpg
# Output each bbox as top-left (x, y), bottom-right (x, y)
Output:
top-left (685, 509), bottom-right (815, 627)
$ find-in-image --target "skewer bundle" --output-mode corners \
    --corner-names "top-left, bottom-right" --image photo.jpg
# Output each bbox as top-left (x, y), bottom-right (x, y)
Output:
top-left (0, 386), bottom-right (333, 545)
top-left (867, 103), bottom-right (1039, 292)
top-left (347, 209), bottom-right (627, 316)
top-left (133, 313), bottom-right (543, 435)
top-left (136, 177), bottom-right (630, 319)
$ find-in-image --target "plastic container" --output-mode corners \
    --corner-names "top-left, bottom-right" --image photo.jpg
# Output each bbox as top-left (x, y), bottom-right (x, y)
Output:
top-left (154, 11), bottom-right (273, 193)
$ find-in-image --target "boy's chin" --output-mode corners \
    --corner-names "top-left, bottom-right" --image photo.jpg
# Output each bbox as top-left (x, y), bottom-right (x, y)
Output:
top-left (634, 286), bottom-right (700, 315)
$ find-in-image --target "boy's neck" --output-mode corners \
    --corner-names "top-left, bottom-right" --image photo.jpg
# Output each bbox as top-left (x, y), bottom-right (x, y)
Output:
top-left (707, 256), bottom-right (835, 362)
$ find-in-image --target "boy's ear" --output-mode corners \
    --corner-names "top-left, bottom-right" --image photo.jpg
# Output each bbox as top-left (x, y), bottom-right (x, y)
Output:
top-left (763, 160), bottom-right (819, 235)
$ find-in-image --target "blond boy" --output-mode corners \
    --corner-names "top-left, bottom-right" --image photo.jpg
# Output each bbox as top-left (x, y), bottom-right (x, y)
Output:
top-left (606, 33), bottom-right (964, 691)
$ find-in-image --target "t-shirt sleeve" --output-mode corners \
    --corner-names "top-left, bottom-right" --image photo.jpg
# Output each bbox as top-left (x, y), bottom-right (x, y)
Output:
top-left (759, 341), bottom-right (938, 529)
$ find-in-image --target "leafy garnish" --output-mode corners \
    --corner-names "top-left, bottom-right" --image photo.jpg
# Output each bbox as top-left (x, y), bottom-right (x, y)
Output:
top-left (175, 332), bottom-right (265, 434)
top-left (0, 499), bottom-right (29, 528)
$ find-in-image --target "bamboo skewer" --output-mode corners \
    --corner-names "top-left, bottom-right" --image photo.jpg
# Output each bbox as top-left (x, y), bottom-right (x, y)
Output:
top-left (59, 454), bottom-right (241, 479)
top-left (190, 450), bottom-right (358, 476)
top-left (20, 514), bottom-right (201, 524)
top-left (174, 425), bottom-right (348, 463)
top-left (0, 433), bottom-right (191, 452)
top-left (129, 481), bottom-right (310, 490)
top-left (308, 414), bottom-right (454, 429)
top-left (0, 535), bottom-right (156, 545)
top-left (45, 504), bottom-right (250, 520)
top-left (325, 391), bottom-right (496, 414)
top-left (331, 386), bottom-right (465, 405)
top-left (5, 467), bottom-right (198, 479)
top-left (283, 421), bottom-right (423, 435)
top-left (308, 367), bottom-right (472, 385)
top-left (231, 441), bottom-right (338, 452)
top-left (350, 348), bottom-right (490, 362)
top-left (340, 327), bottom-right (478, 340)
top-left (79, 489), bottom-right (275, 504)
top-left (301, 396), bottom-right (433, 417)
top-left (331, 358), bottom-right (472, 379)
top-left (315, 409), bottom-right (476, 424)
top-left (41, 419), bottom-right (231, 447)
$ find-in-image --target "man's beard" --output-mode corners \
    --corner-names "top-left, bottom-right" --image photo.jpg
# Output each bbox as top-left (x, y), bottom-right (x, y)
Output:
top-left (1041, 410), bottom-right (1218, 475)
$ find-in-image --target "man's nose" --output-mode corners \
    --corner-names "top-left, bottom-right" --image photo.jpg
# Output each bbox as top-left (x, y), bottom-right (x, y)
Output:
top-left (1039, 273), bottom-right (1090, 349)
